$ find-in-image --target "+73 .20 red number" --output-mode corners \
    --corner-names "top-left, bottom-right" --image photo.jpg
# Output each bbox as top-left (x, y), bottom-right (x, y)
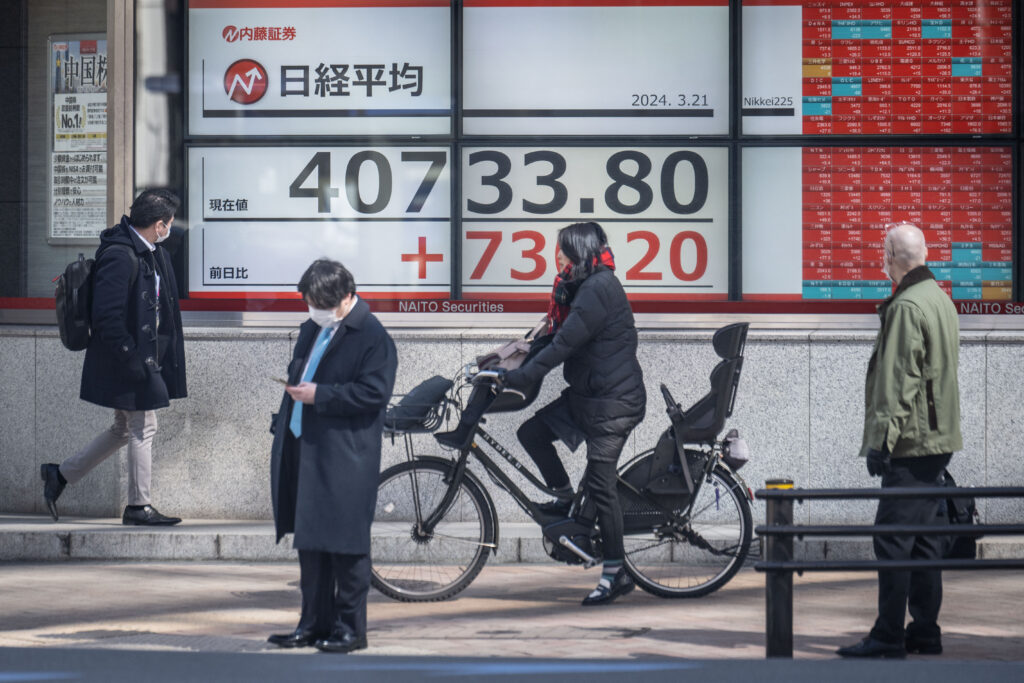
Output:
top-left (465, 230), bottom-right (708, 282)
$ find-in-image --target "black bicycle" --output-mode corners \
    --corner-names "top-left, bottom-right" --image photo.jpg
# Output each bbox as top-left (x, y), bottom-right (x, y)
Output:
top-left (371, 323), bottom-right (754, 602)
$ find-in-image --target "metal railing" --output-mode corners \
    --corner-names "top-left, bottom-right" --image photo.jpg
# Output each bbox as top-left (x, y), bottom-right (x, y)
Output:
top-left (753, 479), bottom-right (1024, 658)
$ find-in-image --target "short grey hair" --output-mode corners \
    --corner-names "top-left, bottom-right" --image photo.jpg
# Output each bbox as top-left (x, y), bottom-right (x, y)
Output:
top-left (884, 222), bottom-right (927, 270)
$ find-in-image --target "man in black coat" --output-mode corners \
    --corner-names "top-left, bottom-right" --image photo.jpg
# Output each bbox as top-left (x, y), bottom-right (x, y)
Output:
top-left (41, 188), bottom-right (187, 526)
top-left (268, 259), bottom-right (397, 654)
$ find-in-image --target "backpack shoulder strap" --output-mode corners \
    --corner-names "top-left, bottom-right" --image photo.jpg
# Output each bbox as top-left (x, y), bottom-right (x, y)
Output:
top-left (106, 244), bottom-right (140, 288)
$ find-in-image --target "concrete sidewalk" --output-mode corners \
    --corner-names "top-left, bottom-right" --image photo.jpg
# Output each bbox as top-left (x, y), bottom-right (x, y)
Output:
top-left (1, 559), bottom-right (1022, 660)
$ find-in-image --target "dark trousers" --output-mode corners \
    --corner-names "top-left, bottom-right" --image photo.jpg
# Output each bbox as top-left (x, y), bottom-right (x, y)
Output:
top-left (869, 452), bottom-right (952, 644)
top-left (517, 412), bottom-right (571, 490)
top-left (297, 550), bottom-right (371, 638)
top-left (579, 435), bottom-right (630, 562)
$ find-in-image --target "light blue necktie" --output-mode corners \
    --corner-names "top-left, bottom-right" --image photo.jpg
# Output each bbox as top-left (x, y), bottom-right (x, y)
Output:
top-left (289, 326), bottom-right (332, 438)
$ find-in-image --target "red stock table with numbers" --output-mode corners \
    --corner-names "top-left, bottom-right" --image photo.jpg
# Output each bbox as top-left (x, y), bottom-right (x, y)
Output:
top-left (802, 146), bottom-right (1013, 300)
top-left (801, 0), bottom-right (1013, 135)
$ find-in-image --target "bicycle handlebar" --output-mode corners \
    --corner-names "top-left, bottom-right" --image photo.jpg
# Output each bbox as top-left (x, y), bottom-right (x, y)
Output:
top-left (472, 368), bottom-right (527, 400)
top-left (473, 368), bottom-right (505, 383)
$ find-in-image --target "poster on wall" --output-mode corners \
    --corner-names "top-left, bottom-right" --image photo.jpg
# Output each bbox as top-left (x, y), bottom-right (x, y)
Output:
top-left (48, 34), bottom-right (108, 242)
top-left (187, 0), bottom-right (452, 137)
top-left (741, 0), bottom-right (1013, 135)
top-left (742, 145), bottom-right (1013, 302)
top-left (463, 0), bottom-right (730, 136)
top-left (187, 146), bottom-right (452, 298)
top-left (461, 146), bottom-right (729, 300)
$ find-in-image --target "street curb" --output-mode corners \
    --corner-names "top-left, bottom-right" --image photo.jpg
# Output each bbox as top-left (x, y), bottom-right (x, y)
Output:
top-left (2, 515), bottom-right (1022, 563)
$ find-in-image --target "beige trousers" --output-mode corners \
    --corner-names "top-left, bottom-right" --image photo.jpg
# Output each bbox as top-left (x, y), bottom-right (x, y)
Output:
top-left (59, 409), bottom-right (157, 506)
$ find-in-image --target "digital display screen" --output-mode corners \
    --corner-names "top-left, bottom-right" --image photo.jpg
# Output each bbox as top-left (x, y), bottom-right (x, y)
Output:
top-left (743, 145), bottom-right (1013, 301)
top-left (461, 146), bottom-right (729, 300)
top-left (187, 1), bottom-right (452, 136)
top-left (174, 1), bottom-right (1019, 312)
top-left (187, 146), bottom-right (451, 298)
top-left (462, 0), bottom-right (730, 136)
top-left (742, 0), bottom-right (1013, 135)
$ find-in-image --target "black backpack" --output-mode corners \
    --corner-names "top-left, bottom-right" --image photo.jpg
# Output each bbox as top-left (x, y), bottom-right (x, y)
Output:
top-left (54, 246), bottom-right (138, 351)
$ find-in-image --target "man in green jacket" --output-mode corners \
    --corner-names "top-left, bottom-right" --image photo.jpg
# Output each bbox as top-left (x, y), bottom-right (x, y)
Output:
top-left (838, 222), bottom-right (962, 660)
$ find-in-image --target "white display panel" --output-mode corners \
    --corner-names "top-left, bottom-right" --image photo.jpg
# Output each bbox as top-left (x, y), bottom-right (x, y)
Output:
top-left (461, 146), bottom-right (729, 299)
top-left (187, 1), bottom-right (452, 136)
top-left (187, 146), bottom-right (451, 296)
top-left (741, 147), bottom-right (803, 298)
top-left (462, 0), bottom-right (730, 136)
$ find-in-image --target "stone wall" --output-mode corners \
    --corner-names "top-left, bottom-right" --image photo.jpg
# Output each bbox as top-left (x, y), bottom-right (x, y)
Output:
top-left (2, 325), bottom-right (1022, 527)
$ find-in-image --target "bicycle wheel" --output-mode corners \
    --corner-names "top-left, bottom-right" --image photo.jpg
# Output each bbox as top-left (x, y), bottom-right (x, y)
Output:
top-left (371, 458), bottom-right (495, 602)
top-left (621, 462), bottom-right (752, 598)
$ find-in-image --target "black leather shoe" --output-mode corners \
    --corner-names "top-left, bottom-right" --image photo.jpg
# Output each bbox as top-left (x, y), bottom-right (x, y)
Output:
top-left (314, 631), bottom-right (368, 654)
top-left (41, 463), bottom-right (67, 522)
top-left (536, 498), bottom-right (573, 517)
top-left (581, 568), bottom-right (635, 606)
top-left (905, 635), bottom-right (943, 655)
top-left (267, 628), bottom-right (323, 649)
top-left (122, 505), bottom-right (182, 526)
top-left (836, 636), bottom-right (907, 659)
top-left (434, 427), bottom-right (472, 450)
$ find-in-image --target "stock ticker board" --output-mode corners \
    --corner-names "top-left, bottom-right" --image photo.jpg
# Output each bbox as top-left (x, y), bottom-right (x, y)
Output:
top-left (743, 0), bottom-right (1013, 136)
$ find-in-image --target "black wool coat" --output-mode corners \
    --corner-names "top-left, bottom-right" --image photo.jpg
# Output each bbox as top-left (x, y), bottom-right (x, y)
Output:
top-left (80, 216), bottom-right (187, 411)
top-left (515, 267), bottom-right (646, 448)
top-left (270, 299), bottom-right (398, 555)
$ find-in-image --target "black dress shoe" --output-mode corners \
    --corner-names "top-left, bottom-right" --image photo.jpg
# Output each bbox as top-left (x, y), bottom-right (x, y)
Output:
top-left (905, 634), bottom-right (943, 655)
top-left (434, 427), bottom-right (473, 450)
top-left (581, 568), bottom-right (635, 606)
top-left (40, 463), bottom-right (67, 522)
top-left (122, 505), bottom-right (182, 526)
top-left (267, 628), bottom-right (323, 648)
top-left (836, 636), bottom-right (907, 659)
top-left (314, 631), bottom-right (368, 654)
top-left (536, 498), bottom-right (573, 517)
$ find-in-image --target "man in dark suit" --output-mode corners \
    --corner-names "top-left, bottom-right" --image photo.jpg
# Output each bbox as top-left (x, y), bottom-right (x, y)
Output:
top-left (268, 259), bottom-right (397, 654)
top-left (41, 188), bottom-right (186, 526)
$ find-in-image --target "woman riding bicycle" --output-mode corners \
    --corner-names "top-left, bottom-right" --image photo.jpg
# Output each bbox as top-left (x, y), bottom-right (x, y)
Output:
top-left (504, 221), bottom-right (646, 606)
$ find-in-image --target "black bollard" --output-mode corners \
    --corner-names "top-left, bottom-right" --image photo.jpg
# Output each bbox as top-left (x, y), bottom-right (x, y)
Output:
top-left (764, 478), bottom-right (794, 658)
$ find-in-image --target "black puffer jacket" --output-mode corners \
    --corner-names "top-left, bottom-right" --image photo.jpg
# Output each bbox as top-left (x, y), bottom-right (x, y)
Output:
top-left (513, 267), bottom-right (645, 440)
top-left (80, 216), bottom-right (187, 410)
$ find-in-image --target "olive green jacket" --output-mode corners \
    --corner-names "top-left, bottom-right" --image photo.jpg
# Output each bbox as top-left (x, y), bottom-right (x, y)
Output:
top-left (860, 266), bottom-right (962, 459)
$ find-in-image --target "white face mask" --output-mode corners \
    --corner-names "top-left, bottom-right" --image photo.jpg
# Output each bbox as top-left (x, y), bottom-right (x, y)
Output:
top-left (308, 306), bottom-right (337, 328)
top-left (155, 220), bottom-right (171, 243)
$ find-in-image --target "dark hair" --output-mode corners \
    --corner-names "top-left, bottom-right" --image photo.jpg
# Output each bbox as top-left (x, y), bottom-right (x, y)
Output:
top-left (129, 188), bottom-right (180, 228)
top-left (298, 259), bottom-right (356, 309)
top-left (557, 222), bottom-right (607, 280)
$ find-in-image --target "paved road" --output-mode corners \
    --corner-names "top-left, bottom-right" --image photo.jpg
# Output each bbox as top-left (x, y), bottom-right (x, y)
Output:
top-left (1, 648), bottom-right (1023, 683)
top-left (1, 561), bottom-right (1022, 663)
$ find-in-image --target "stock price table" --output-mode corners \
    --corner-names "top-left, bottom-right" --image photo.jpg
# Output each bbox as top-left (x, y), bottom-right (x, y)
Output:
top-left (802, 146), bottom-right (1012, 300)
top-left (743, 0), bottom-right (1013, 135)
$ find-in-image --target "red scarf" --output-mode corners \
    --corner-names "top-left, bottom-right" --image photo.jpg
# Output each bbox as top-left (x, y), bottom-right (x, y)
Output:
top-left (546, 247), bottom-right (616, 332)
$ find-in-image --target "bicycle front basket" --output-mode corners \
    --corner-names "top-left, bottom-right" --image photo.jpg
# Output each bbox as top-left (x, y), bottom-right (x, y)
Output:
top-left (384, 375), bottom-right (453, 432)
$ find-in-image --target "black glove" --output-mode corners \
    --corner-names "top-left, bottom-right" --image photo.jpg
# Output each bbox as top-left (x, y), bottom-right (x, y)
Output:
top-left (503, 367), bottom-right (530, 391)
top-left (866, 447), bottom-right (891, 476)
top-left (126, 355), bottom-right (148, 383)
